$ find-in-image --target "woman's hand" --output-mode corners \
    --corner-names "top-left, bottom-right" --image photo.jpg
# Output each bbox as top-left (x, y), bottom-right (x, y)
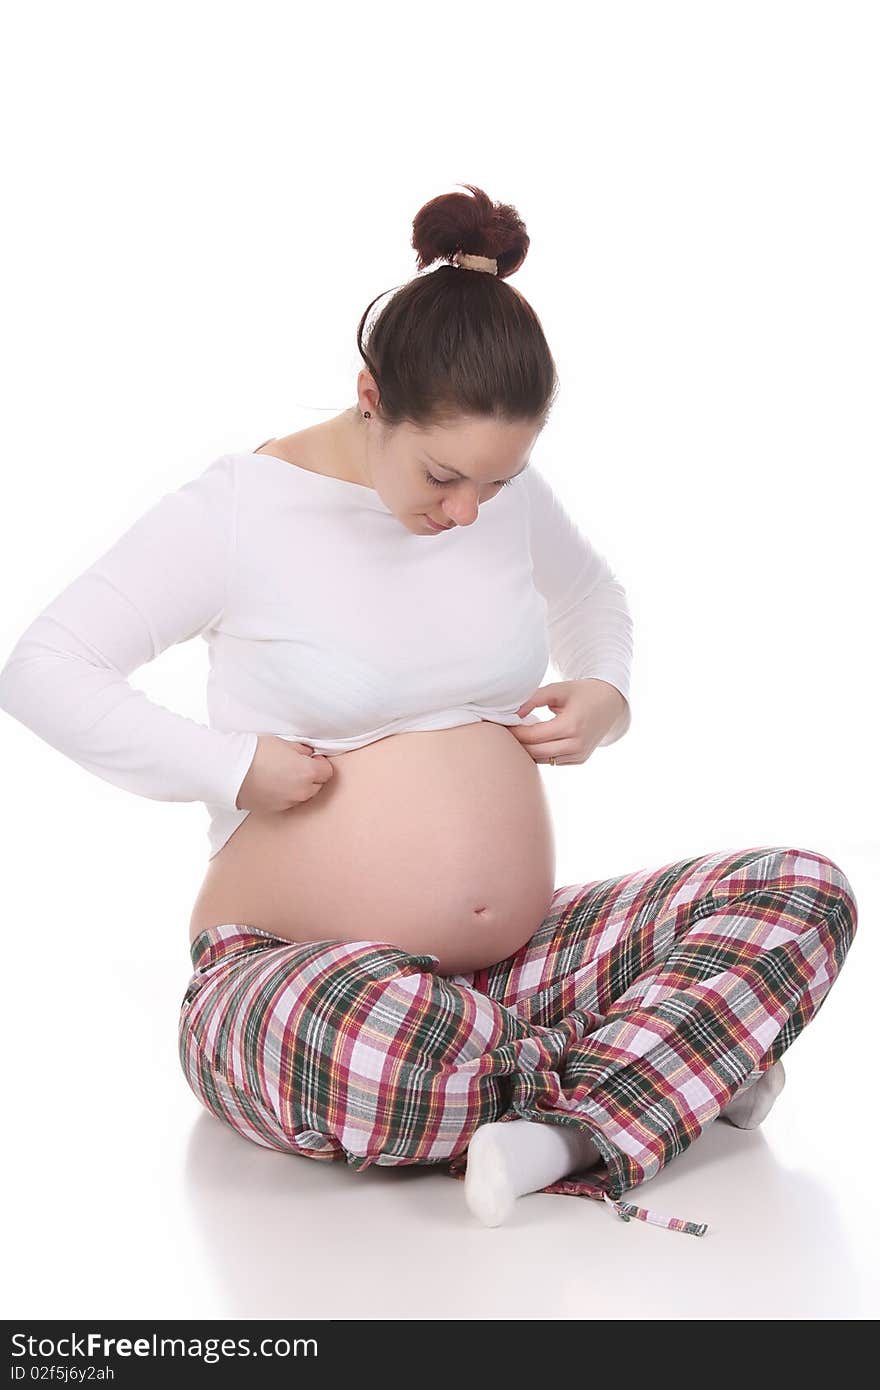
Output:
top-left (235, 736), bottom-right (334, 812)
top-left (507, 679), bottom-right (627, 766)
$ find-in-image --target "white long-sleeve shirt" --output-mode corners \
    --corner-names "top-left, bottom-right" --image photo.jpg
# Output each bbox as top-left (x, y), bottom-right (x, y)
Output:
top-left (0, 447), bottom-right (634, 859)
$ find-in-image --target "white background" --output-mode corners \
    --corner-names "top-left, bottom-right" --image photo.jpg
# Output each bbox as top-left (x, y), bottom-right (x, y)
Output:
top-left (0, 0), bottom-right (877, 1319)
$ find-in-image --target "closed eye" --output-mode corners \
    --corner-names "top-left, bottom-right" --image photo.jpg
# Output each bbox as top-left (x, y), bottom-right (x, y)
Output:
top-left (425, 472), bottom-right (515, 489)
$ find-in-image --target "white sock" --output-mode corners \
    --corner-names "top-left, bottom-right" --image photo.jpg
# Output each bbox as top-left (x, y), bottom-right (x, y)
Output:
top-left (718, 1060), bottom-right (786, 1129)
top-left (464, 1119), bottom-right (602, 1228)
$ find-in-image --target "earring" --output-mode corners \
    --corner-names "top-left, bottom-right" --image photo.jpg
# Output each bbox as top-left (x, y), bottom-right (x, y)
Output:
top-left (363, 411), bottom-right (371, 418)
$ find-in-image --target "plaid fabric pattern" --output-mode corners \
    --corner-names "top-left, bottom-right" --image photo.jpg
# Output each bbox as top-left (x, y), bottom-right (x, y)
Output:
top-left (178, 844), bottom-right (857, 1238)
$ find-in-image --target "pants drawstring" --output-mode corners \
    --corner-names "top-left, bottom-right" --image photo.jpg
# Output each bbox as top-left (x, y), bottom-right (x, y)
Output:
top-left (602, 1191), bottom-right (709, 1238)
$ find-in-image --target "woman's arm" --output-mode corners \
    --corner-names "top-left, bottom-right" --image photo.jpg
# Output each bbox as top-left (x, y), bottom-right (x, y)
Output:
top-left (524, 464), bottom-right (633, 746)
top-left (0, 453), bottom-right (258, 809)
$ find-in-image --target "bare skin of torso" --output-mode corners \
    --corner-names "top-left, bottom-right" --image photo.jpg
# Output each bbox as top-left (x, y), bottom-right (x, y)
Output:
top-left (187, 424), bottom-right (557, 977)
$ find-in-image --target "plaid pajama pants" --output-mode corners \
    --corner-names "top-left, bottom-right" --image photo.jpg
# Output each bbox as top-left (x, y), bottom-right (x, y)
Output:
top-left (178, 843), bottom-right (858, 1238)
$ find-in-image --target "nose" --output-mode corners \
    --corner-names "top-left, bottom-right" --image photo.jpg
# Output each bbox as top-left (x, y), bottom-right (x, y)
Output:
top-left (443, 488), bottom-right (481, 527)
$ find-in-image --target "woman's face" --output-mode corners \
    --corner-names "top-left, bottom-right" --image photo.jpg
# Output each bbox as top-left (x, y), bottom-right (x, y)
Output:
top-left (362, 407), bottom-right (542, 536)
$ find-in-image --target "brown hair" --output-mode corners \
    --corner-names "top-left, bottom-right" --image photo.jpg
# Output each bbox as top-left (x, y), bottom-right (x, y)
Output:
top-left (355, 184), bottom-right (559, 433)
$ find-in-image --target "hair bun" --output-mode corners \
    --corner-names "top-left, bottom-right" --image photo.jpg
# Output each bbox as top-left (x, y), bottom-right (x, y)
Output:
top-left (411, 183), bottom-right (529, 280)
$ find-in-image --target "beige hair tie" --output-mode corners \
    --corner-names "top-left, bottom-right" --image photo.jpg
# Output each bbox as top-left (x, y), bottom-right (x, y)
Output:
top-left (452, 250), bottom-right (498, 275)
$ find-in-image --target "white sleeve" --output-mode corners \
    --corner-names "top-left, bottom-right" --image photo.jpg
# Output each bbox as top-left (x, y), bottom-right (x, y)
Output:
top-left (0, 454), bottom-right (259, 808)
top-left (524, 465), bottom-right (634, 747)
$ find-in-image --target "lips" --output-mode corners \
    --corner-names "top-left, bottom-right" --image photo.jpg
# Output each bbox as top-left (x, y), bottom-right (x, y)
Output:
top-left (425, 515), bottom-right (453, 531)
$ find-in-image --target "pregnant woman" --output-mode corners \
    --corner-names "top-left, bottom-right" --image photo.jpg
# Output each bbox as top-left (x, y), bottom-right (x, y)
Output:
top-left (0, 185), bottom-right (858, 1238)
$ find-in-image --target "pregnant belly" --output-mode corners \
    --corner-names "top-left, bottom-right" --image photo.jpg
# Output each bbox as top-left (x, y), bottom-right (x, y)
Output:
top-left (188, 720), bottom-right (557, 976)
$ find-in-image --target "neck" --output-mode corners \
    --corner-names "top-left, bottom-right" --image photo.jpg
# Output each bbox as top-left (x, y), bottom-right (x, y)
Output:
top-left (327, 405), bottom-right (371, 486)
